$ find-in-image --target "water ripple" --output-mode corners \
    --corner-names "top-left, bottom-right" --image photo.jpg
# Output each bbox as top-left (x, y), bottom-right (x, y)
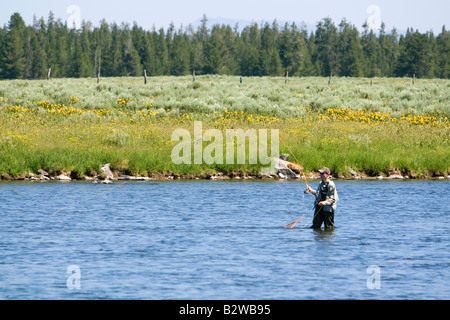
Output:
top-left (0, 180), bottom-right (449, 299)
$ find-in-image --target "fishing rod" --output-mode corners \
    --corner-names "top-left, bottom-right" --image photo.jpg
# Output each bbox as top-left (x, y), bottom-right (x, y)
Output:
top-left (284, 144), bottom-right (309, 188)
top-left (283, 144), bottom-right (310, 229)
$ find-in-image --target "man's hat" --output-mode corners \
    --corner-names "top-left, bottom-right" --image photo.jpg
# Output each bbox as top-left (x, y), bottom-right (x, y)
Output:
top-left (318, 167), bottom-right (331, 174)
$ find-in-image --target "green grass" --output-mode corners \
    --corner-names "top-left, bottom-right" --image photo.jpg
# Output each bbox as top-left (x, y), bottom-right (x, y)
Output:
top-left (0, 76), bottom-right (449, 179)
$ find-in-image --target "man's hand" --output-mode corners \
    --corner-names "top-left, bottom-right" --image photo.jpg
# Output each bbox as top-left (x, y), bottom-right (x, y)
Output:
top-left (318, 201), bottom-right (325, 206)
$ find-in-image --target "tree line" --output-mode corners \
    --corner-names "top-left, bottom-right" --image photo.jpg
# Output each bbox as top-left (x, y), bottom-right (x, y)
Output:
top-left (0, 12), bottom-right (449, 80)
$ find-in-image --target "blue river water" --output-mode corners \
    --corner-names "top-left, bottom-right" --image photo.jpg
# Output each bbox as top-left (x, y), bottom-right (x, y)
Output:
top-left (0, 180), bottom-right (449, 300)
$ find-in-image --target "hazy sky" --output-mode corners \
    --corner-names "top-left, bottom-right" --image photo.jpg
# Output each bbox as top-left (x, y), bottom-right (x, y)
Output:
top-left (1, 0), bottom-right (449, 33)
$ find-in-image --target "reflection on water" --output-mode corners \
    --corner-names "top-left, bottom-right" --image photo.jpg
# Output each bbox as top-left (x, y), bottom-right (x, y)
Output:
top-left (313, 228), bottom-right (336, 241)
top-left (0, 180), bottom-right (449, 299)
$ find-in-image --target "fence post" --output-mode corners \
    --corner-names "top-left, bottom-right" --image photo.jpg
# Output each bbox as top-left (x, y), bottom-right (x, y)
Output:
top-left (193, 70), bottom-right (196, 82)
top-left (47, 68), bottom-right (52, 80)
top-left (144, 69), bottom-right (148, 85)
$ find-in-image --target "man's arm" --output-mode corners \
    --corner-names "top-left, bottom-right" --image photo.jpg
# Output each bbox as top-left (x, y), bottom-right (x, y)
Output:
top-left (305, 185), bottom-right (318, 196)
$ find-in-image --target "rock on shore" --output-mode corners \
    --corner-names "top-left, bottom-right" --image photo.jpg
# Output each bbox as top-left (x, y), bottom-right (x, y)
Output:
top-left (274, 157), bottom-right (299, 179)
top-left (0, 162), bottom-right (448, 182)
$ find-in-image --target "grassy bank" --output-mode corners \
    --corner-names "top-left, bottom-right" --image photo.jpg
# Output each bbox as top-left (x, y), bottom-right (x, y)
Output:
top-left (0, 76), bottom-right (449, 180)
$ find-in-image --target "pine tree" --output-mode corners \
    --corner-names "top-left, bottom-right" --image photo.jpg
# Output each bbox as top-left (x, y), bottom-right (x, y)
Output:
top-left (338, 20), bottom-right (364, 77)
top-left (189, 26), bottom-right (204, 75)
top-left (2, 13), bottom-right (27, 79)
top-left (278, 23), bottom-right (291, 75)
top-left (56, 20), bottom-right (70, 77)
top-left (239, 24), bottom-right (260, 76)
top-left (30, 18), bottom-right (48, 78)
top-left (204, 24), bottom-right (231, 74)
top-left (315, 18), bottom-right (339, 76)
top-left (170, 30), bottom-right (190, 75)
top-left (378, 23), bottom-right (399, 77)
top-left (0, 26), bottom-right (7, 78)
top-left (259, 22), bottom-right (274, 75)
top-left (131, 23), bottom-right (154, 76)
top-left (95, 21), bottom-right (114, 77)
top-left (153, 28), bottom-right (169, 75)
top-left (0, 12), bottom-right (448, 79)
top-left (307, 32), bottom-right (322, 76)
top-left (361, 22), bottom-right (383, 77)
top-left (220, 25), bottom-right (239, 75)
top-left (435, 26), bottom-right (450, 78)
top-left (70, 32), bottom-right (83, 77)
top-left (45, 12), bottom-right (61, 77)
top-left (297, 28), bottom-right (315, 77)
top-left (108, 23), bottom-right (126, 76)
top-left (396, 29), bottom-right (434, 78)
top-left (121, 25), bottom-right (142, 77)
top-left (79, 22), bottom-right (94, 77)
top-left (189, 15), bottom-right (209, 74)
top-left (143, 29), bottom-right (158, 76)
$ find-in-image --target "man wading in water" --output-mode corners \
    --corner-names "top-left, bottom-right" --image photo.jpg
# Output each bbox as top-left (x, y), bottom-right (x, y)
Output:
top-left (305, 167), bottom-right (339, 230)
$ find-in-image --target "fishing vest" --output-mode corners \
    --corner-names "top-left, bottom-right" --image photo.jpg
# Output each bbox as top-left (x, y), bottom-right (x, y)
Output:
top-left (320, 181), bottom-right (330, 201)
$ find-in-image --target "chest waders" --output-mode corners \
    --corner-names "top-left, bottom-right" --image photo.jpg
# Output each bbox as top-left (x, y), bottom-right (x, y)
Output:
top-left (311, 181), bottom-right (335, 229)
